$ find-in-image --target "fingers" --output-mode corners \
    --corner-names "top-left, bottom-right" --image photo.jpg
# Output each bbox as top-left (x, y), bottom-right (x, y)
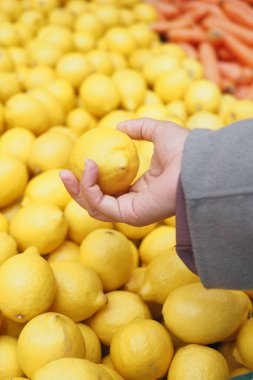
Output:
top-left (117, 118), bottom-right (161, 142)
top-left (60, 170), bottom-right (80, 197)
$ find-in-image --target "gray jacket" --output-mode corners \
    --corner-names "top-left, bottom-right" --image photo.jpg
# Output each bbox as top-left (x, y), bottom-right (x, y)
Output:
top-left (179, 118), bottom-right (253, 289)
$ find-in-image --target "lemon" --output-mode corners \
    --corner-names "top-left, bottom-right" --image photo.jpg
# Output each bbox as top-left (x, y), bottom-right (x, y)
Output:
top-left (139, 251), bottom-right (199, 304)
top-left (88, 291), bottom-right (151, 346)
top-left (136, 105), bottom-right (167, 123)
top-left (109, 52), bottom-right (127, 70)
top-left (0, 232), bottom-right (17, 266)
top-left (0, 247), bottom-right (56, 323)
top-left (23, 66), bottom-right (55, 90)
top-left (186, 111), bottom-right (224, 130)
top-left (66, 108), bottom-right (96, 136)
top-left (64, 200), bottom-right (113, 244)
top-left (102, 354), bottom-right (115, 369)
top-left (0, 0), bottom-right (21, 21)
top-left (37, 25), bottom-right (73, 53)
top-left (100, 365), bottom-right (124, 380)
top-left (233, 318), bottom-right (253, 369)
top-left (17, 312), bottom-right (86, 378)
top-left (218, 342), bottom-right (241, 373)
top-left (70, 127), bottom-right (139, 195)
top-left (163, 283), bottom-right (252, 345)
top-left (0, 48), bottom-right (14, 72)
top-left (3, 378), bottom-right (28, 380)
top-left (66, 0), bottom-right (88, 15)
top-left (115, 222), bottom-right (157, 240)
top-left (49, 8), bottom-right (74, 29)
top-left (50, 261), bottom-right (107, 321)
top-left (87, 49), bottom-right (114, 75)
top-left (133, 3), bottom-right (158, 22)
top-left (168, 344), bottom-right (229, 380)
top-left (28, 87), bottom-right (65, 127)
top-left (56, 52), bottom-right (93, 89)
top-left (164, 215), bottom-right (176, 227)
top-left (32, 358), bottom-right (113, 380)
top-left (142, 54), bottom-right (179, 86)
top-left (0, 336), bottom-right (24, 379)
top-left (182, 58), bottom-right (204, 80)
top-left (129, 240), bottom-right (139, 268)
top-left (19, 10), bottom-right (45, 35)
top-left (0, 72), bottom-right (21, 102)
top-left (75, 12), bottom-right (104, 39)
top-left (77, 323), bottom-right (101, 363)
top-left (0, 22), bottom-right (20, 47)
top-left (0, 103), bottom-right (4, 134)
top-left (8, 47), bottom-right (28, 68)
top-left (128, 23), bottom-right (155, 48)
top-left (119, 8), bottom-right (136, 26)
top-left (155, 67), bottom-right (191, 103)
top-left (43, 79), bottom-right (75, 113)
top-left (27, 40), bottom-right (63, 68)
top-left (80, 229), bottom-right (133, 291)
top-left (73, 31), bottom-right (96, 53)
top-left (129, 48), bottom-right (153, 71)
top-left (47, 240), bottom-right (80, 263)
top-left (80, 73), bottom-right (119, 117)
top-left (1, 201), bottom-right (21, 223)
top-left (184, 79), bottom-right (221, 114)
top-left (31, 0), bottom-right (59, 14)
top-left (97, 110), bottom-right (134, 129)
top-left (111, 319), bottom-right (173, 380)
top-left (139, 225), bottom-right (176, 264)
top-left (113, 69), bottom-right (147, 111)
top-left (0, 128), bottom-right (35, 163)
top-left (5, 93), bottom-right (50, 135)
top-left (28, 128), bottom-right (75, 174)
top-left (166, 100), bottom-right (187, 124)
top-left (0, 213), bottom-right (8, 232)
top-left (124, 267), bottom-right (146, 294)
top-left (22, 169), bottom-right (71, 210)
top-left (230, 367), bottom-right (251, 376)
top-left (14, 23), bottom-right (32, 45)
top-left (0, 314), bottom-right (26, 338)
top-left (0, 154), bottom-right (28, 208)
top-left (105, 27), bottom-right (136, 56)
top-left (10, 204), bottom-right (67, 254)
top-left (226, 99), bottom-right (253, 124)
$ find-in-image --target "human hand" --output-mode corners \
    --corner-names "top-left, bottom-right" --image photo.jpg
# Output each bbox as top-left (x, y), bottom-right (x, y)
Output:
top-left (60, 118), bottom-right (189, 226)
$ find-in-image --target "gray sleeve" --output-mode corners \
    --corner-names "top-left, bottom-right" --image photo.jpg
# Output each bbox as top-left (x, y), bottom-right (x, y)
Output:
top-left (181, 118), bottom-right (253, 289)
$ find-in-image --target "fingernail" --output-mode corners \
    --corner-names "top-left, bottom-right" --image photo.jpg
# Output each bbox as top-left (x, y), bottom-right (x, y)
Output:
top-left (59, 170), bottom-right (70, 180)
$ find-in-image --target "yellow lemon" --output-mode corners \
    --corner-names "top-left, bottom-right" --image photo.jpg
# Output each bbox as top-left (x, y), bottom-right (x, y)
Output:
top-left (28, 128), bottom-right (75, 174)
top-left (128, 23), bottom-right (156, 48)
top-left (155, 67), bottom-right (191, 103)
top-left (70, 127), bottom-right (139, 195)
top-left (110, 319), bottom-right (173, 380)
top-left (218, 342), bottom-right (241, 373)
top-left (77, 324), bottom-right (101, 363)
top-left (19, 10), bottom-right (45, 35)
top-left (0, 48), bottom-right (15, 72)
top-left (88, 291), bottom-right (151, 346)
top-left (50, 261), bottom-right (107, 321)
top-left (124, 267), bottom-right (146, 294)
top-left (10, 204), bottom-right (67, 254)
top-left (184, 79), bottom-right (221, 114)
top-left (115, 222), bottom-right (157, 240)
top-left (100, 365), bottom-right (125, 380)
top-left (133, 3), bottom-right (158, 22)
top-left (233, 318), bottom-right (253, 369)
top-left (14, 23), bottom-right (32, 45)
top-left (113, 69), bottom-right (147, 111)
top-left (86, 49), bottom-right (114, 75)
top-left (43, 79), bottom-right (75, 112)
top-left (139, 225), bottom-right (176, 264)
top-left (22, 169), bottom-right (71, 210)
top-left (182, 58), bottom-right (204, 80)
top-left (166, 100), bottom-right (187, 124)
top-left (5, 93), bottom-right (50, 135)
top-left (0, 336), bottom-right (24, 379)
top-left (0, 128), bottom-right (35, 163)
top-left (0, 103), bottom-right (4, 134)
top-left (66, 108), bottom-right (96, 136)
top-left (96, 4), bottom-right (120, 28)
top-left (142, 54), bottom-right (179, 86)
top-left (56, 52), bottom-right (93, 89)
top-left (129, 240), bottom-right (139, 268)
top-left (37, 25), bottom-right (73, 53)
top-left (8, 47), bottom-right (28, 67)
top-left (80, 229), bottom-right (133, 291)
top-left (139, 251), bottom-right (199, 304)
top-left (80, 73), bottom-right (119, 117)
top-left (1, 200), bottom-right (21, 223)
top-left (119, 8), bottom-right (136, 26)
top-left (0, 72), bottom-right (21, 102)
top-left (75, 12), bottom-right (104, 39)
top-left (0, 314), bottom-right (26, 338)
top-left (32, 358), bottom-right (113, 380)
top-left (0, 154), bottom-right (28, 208)
top-left (186, 111), bottom-right (224, 130)
top-left (64, 199), bottom-right (113, 244)
top-left (164, 215), bottom-right (176, 227)
top-left (225, 99), bottom-right (253, 124)
top-left (73, 31), bottom-right (96, 54)
top-left (97, 109), bottom-right (134, 129)
top-left (23, 66), bottom-right (55, 90)
top-left (28, 87), bottom-right (65, 127)
top-left (230, 367), bottom-right (251, 376)
top-left (17, 312), bottom-right (86, 378)
top-left (105, 27), bottom-right (136, 56)
top-left (0, 232), bottom-right (17, 266)
top-left (109, 52), bottom-right (127, 70)
top-left (0, 247), bottom-right (56, 323)
top-left (0, 0), bottom-right (21, 21)
top-left (0, 212), bottom-right (8, 232)
top-left (129, 48), bottom-right (153, 71)
top-left (31, 0), bottom-right (59, 15)
top-left (3, 378), bottom-right (28, 380)
top-left (219, 94), bottom-right (237, 123)
top-left (102, 354), bottom-right (115, 369)
top-left (0, 22), bottom-right (20, 47)
top-left (27, 40), bottom-right (63, 68)
top-left (47, 240), bottom-right (80, 263)
top-left (49, 8), bottom-right (74, 28)
top-left (168, 344), bottom-right (229, 380)
top-left (163, 282), bottom-right (252, 345)
top-left (66, 0), bottom-right (88, 15)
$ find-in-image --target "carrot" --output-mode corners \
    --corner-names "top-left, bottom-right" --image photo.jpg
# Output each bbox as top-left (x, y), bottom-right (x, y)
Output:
top-left (247, 86), bottom-right (253, 100)
top-left (150, 21), bottom-right (171, 33)
top-left (178, 42), bottom-right (198, 59)
top-left (223, 0), bottom-right (253, 15)
top-left (219, 78), bottom-right (236, 94)
top-left (217, 47), bottom-right (234, 61)
top-left (235, 85), bottom-right (251, 99)
top-left (168, 28), bottom-right (206, 43)
top-left (222, 2), bottom-right (253, 29)
top-left (219, 62), bottom-right (243, 83)
top-left (199, 42), bottom-right (220, 84)
top-left (210, 28), bottom-right (253, 67)
top-left (151, 2), bottom-right (180, 19)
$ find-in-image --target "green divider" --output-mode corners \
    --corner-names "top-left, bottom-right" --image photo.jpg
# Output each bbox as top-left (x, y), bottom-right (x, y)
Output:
top-left (230, 372), bottom-right (253, 380)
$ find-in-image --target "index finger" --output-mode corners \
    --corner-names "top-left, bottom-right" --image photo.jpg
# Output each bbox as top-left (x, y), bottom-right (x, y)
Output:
top-left (117, 117), bottom-right (161, 142)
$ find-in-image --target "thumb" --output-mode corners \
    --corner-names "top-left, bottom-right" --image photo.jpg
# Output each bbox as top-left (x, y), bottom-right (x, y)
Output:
top-left (117, 117), bottom-right (161, 142)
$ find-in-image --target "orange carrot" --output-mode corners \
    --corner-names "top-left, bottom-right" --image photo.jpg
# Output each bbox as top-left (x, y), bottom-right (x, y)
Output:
top-left (199, 42), bottom-right (220, 84)
top-left (247, 86), bottom-right (253, 100)
top-left (217, 47), bottom-right (234, 61)
top-left (219, 62), bottom-right (243, 83)
top-left (168, 28), bottom-right (206, 43)
top-left (219, 77), bottom-right (236, 94)
top-left (235, 85), bottom-right (251, 99)
top-left (151, 2), bottom-right (180, 19)
top-left (178, 42), bottom-right (198, 59)
top-left (222, 2), bottom-right (253, 28)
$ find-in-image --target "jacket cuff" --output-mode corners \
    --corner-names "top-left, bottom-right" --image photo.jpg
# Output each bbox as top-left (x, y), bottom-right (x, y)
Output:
top-left (175, 175), bottom-right (197, 274)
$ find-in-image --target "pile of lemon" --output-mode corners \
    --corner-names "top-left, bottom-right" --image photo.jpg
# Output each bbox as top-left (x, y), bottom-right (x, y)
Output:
top-left (0, 0), bottom-right (253, 379)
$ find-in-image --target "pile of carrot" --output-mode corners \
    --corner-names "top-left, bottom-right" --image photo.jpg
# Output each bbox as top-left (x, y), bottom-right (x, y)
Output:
top-left (147, 0), bottom-right (253, 99)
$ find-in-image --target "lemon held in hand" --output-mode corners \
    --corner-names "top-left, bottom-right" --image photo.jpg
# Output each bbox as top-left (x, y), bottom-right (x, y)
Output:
top-left (70, 127), bottom-right (139, 195)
